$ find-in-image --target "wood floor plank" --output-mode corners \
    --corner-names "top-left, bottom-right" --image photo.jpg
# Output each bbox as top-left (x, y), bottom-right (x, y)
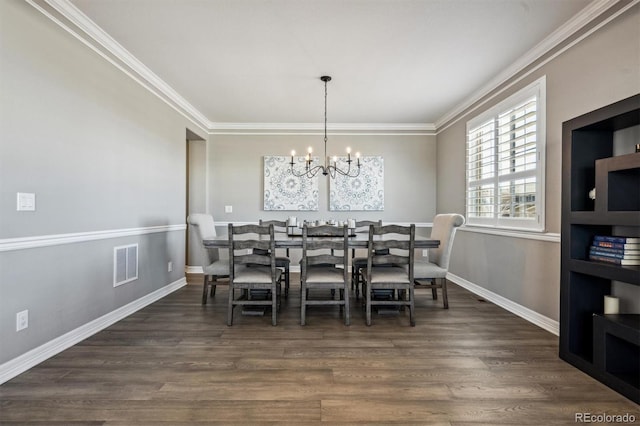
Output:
top-left (1, 277), bottom-right (638, 424)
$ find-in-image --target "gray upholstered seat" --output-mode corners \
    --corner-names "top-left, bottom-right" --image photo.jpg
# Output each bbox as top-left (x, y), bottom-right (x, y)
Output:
top-left (187, 214), bottom-right (229, 304)
top-left (227, 224), bottom-right (282, 326)
top-left (413, 213), bottom-right (465, 308)
top-left (300, 224), bottom-right (350, 326)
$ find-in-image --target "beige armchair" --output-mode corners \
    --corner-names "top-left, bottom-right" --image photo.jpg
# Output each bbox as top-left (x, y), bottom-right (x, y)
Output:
top-left (413, 214), bottom-right (465, 308)
top-left (187, 214), bottom-right (229, 304)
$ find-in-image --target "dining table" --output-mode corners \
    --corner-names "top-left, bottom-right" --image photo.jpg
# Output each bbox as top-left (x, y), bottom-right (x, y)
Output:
top-left (203, 231), bottom-right (440, 250)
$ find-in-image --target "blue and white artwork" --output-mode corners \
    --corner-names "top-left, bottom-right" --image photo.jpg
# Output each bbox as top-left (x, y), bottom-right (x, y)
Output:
top-left (264, 156), bottom-right (319, 211)
top-left (330, 156), bottom-right (384, 211)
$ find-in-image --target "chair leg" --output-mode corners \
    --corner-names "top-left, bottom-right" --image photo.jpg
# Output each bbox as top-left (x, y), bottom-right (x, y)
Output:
top-left (300, 283), bottom-right (307, 326)
top-left (365, 282), bottom-right (372, 326)
top-left (409, 284), bottom-right (416, 327)
top-left (432, 284), bottom-right (438, 300)
top-left (441, 278), bottom-right (449, 309)
top-left (227, 285), bottom-right (234, 326)
top-left (271, 284), bottom-right (277, 326)
top-left (344, 284), bottom-right (351, 326)
top-left (284, 265), bottom-right (290, 298)
top-left (210, 276), bottom-right (217, 297)
top-left (202, 275), bottom-right (209, 305)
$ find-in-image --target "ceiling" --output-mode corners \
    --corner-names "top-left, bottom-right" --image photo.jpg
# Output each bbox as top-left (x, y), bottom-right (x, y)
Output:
top-left (67, 0), bottom-right (594, 127)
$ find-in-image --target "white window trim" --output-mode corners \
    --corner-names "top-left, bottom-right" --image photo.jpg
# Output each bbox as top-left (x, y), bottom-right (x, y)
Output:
top-left (466, 75), bottom-right (546, 232)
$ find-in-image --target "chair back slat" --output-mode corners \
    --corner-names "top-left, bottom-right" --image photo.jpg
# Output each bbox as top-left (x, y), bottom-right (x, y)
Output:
top-left (233, 239), bottom-right (271, 251)
top-left (306, 253), bottom-right (344, 266)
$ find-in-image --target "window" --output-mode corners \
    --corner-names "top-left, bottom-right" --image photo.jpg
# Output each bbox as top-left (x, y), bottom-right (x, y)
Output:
top-left (466, 76), bottom-right (546, 231)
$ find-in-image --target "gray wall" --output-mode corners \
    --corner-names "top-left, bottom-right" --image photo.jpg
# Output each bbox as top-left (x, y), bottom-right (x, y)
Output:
top-left (437, 4), bottom-right (640, 321)
top-left (202, 133), bottom-right (437, 266)
top-left (208, 133), bottom-right (437, 224)
top-left (0, 0), bottom-right (200, 364)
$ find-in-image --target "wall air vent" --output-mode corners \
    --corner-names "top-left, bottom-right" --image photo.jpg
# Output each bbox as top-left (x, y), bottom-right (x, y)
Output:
top-left (113, 244), bottom-right (138, 287)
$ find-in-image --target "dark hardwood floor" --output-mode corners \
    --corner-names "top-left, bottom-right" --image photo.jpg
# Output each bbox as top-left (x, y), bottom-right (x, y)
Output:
top-left (1, 274), bottom-right (638, 424)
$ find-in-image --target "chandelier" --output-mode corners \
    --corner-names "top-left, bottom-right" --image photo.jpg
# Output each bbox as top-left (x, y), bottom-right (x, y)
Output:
top-left (290, 76), bottom-right (361, 178)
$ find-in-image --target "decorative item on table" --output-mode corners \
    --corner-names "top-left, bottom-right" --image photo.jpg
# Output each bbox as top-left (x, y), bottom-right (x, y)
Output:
top-left (347, 219), bottom-right (356, 230)
top-left (603, 295), bottom-right (620, 314)
top-left (588, 235), bottom-right (640, 266)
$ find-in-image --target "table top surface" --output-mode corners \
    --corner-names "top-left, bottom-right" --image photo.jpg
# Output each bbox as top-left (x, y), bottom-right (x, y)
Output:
top-left (203, 233), bottom-right (439, 248)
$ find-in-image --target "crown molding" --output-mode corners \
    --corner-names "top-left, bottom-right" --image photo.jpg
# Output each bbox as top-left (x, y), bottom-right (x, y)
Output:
top-left (35, 0), bottom-right (213, 131)
top-left (435, 0), bottom-right (626, 130)
top-left (208, 122), bottom-right (436, 135)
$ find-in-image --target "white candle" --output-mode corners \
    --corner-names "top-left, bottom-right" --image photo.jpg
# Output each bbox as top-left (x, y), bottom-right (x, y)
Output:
top-left (604, 295), bottom-right (619, 314)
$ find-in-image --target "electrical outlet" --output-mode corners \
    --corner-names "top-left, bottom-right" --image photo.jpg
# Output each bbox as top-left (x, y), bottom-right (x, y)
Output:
top-left (17, 192), bottom-right (36, 211)
top-left (16, 310), bottom-right (28, 331)
top-left (225, 205), bottom-right (233, 213)
top-left (168, 261), bottom-right (173, 272)
top-left (422, 250), bottom-right (429, 257)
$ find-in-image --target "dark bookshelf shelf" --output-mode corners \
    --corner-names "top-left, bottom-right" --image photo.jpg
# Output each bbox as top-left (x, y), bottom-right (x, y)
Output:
top-left (570, 211), bottom-right (640, 226)
top-left (561, 93), bottom-right (640, 404)
top-left (569, 259), bottom-right (640, 286)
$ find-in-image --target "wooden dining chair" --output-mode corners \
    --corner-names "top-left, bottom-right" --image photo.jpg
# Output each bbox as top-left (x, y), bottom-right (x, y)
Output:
top-left (187, 214), bottom-right (229, 304)
top-left (350, 220), bottom-right (383, 299)
top-left (300, 224), bottom-right (350, 326)
top-left (227, 224), bottom-right (282, 326)
top-left (362, 224), bottom-right (416, 326)
top-left (413, 214), bottom-right (465, 309)
top-left (258, 219), bottom-right (291, 298)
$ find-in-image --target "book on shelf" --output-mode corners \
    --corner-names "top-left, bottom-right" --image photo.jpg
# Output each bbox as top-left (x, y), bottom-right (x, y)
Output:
top-left (592, 240), bottom-right (640, 250)
top-left (589, 245), bottom-right (640, 255)
top-left (588, 254), bottom-right (640, 266)
top-left (593, 235), bottom-right (640, 244)
top-left (589, 247), bottom-right (640, 259)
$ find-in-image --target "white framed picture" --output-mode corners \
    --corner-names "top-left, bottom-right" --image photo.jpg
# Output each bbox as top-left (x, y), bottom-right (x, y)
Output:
top-left (264, 156), bottom-right (319, 211)
top-left (330, 156), bottom-right (384, 211)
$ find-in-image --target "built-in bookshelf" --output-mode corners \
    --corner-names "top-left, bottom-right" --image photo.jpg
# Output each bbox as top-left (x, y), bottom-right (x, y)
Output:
top-left (560, 94), bottom-right (640, 404)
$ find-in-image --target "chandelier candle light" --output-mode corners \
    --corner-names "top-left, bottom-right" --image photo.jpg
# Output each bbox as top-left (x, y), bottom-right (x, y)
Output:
top-left (290, 76), bottom-right (361, 178)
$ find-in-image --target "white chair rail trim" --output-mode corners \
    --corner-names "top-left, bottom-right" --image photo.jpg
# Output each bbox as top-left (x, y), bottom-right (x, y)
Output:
top-left (447, 272), bottom-right (559, 335)
top-left (0, 224), bottom-right (187, 252)
top-left (458, 226), bottom-right (560, 243)
top-left (0, 277), bottom-right (187, 385)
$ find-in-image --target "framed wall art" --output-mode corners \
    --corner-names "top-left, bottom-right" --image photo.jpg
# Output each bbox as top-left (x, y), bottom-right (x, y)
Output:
top-left (330, 156), bottom-right (384, 211)
top-left (264, 156), bottom-right (319, 211)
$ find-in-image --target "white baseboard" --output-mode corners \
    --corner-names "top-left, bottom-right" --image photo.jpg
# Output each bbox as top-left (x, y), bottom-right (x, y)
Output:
top-left (0, 277), bottom-right (187, 385)
top-left (185, 265), bottom-right (203, 274)
top-left (447, 272), bottom-right (559, 336)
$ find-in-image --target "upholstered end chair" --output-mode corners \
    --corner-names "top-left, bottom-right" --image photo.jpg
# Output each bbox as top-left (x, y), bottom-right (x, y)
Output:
top-left (187, 214), bottom-right (229, 304)
top-left (413, 213), bottom-right (465, 308)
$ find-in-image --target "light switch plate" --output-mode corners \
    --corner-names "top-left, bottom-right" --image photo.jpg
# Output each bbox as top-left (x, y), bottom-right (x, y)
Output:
top-left (225, 205), bottom-right (233, 213)
top-left (17, 193), bottom-right (36, 211)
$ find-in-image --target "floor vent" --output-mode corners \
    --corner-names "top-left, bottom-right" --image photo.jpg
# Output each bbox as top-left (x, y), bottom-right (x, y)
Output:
top-left (113, 244), bottom-right (138, 287)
